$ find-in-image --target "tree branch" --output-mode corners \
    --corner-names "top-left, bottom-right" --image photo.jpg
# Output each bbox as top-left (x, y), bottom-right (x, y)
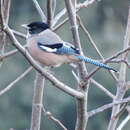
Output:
top-left (0, 48), bottom-right (18, 61)
top-left (12, 29), bottom-right (26, 38)
top-left (116, 114), bottom-right (130, 130)
top-left (77, 0), bottom-right (99, 9)
top-left (30, 73), bottom-right (45, 130)
top-left (0, 0), bottom-right (10, 61)
top-left (77, 15), bottom-right (104, 59)
top-left (108, 6), bottom-right (130, 130)
top-left (65, 0), bottom-right (88, 130)
top-left (32, 0), bottom-right (47, 22)
top-left (52, 8), bottom-right (67, 27)
top-left (47, 0), bottom-right (53, 27)
top-left (42, 107), bottom-right (67, 130)
top-left (88, 96), bottom-right (130, 117)
top-left (110, 59), bottom-right (130, 68)
top-left (91, 79), bottom-right (115, 99)
top-left (0, 67), bottom-right (32, 96)
top-left (52, 0), bottom-right (98, 27)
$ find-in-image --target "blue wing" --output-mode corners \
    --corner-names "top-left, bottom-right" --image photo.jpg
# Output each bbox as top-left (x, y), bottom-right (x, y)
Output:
top-left (37, 42), bottom-right (80, 55)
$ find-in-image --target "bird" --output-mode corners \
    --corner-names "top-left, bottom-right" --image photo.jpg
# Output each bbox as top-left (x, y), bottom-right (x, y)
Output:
top-left (22, 21), bottom-right (117, 72)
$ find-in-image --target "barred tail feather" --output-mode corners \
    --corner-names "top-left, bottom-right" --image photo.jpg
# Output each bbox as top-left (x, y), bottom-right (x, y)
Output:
top-left (76, 55), bottom-right (117, 72)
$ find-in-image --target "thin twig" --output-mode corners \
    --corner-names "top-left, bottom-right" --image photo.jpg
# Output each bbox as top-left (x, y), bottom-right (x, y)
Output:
top-left (0, 0), bottom-right (11, 65)
top-left (12, 29), bottom-right (26, 38)
top-left (106, 47), bottom-right (130, 62)
top-left (77, 0), bottom-right (99, 9)
top-left (88, 96), bottom-right (130, 117)
top-left (52, 0), bottom-right (56, 19)
top-left (0, 67), bottom-right (32, 96)
top-left (32, 0), bottom-right (47, 22)
top-left (91, 78), bottom-right (115, 99)
top-left (113, 103), bottom-right (128, 120)
top-left (0, 48), bottom-right (18, 61)
top-left (116, 115), bottom-right (130, 130)
top-left (52, 8), bottom-right (67, 27)
top-left (42, 107), bottom-right (68, 130)
top-left (0, 0), bottom-right (5, 27)
top-left (110, 59), bottom-right (130, 68)
top-left (52, 0), bottom-right (97, 27)
top-left (0, 44), bottom-right (26, 61)
top-left (77, 15), bottom-right (104, 59)
top-left (72, 70), bottom-right (80, 83)
top-left (47, 0), bottom-right (53, 27)
top-left (53, 17), bottom-right (68, 31)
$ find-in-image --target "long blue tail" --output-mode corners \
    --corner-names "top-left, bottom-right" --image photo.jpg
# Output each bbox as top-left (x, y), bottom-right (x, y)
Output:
top-left (75, 55), bottom-right (117, 72)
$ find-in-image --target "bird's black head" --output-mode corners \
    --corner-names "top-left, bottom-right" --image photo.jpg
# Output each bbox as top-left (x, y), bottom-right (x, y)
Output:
top-left (26, 21), bottom-right (49, 34)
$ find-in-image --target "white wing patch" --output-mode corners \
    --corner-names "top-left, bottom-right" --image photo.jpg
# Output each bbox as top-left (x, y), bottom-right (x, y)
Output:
top-left (39, 45), bottom-right (57, 52)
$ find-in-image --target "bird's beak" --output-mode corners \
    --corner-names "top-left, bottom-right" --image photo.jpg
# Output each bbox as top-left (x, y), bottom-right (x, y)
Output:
top-left (21, 24), bottom-right (29, 29)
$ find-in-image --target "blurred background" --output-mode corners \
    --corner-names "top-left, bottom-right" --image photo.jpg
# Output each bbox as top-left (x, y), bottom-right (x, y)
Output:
top-left (0, 0), bottom-right (130, 129)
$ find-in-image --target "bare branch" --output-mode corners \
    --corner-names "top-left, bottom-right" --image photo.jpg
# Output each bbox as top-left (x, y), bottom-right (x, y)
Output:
top-left (47, 0), bottom-right (53, 27)
top-left (53, 18), bottom-right (68, 31)
top-left (108, 6), bottom-right (130, 130)
top-left (32, 0), bottom-right (47, 22)
top-left (91, 79), bottom-right (115, 99)
top-left (12, 29), bottom-right (26, 38)
top-left (52, 0), bottom-right (97, 27)
top-left (113, 103), bottom-right (128, 120)
top-left (52, 8), bottom-right (67, 27)
top-left (0, 0), bottom-right (11, 60)
top-left (42, 107), bottom-right (68, 130)
top-left (52, 0), bottom-right (56, 18)
top-left (30, 73), bottom-right (45, 130)
top-left (0, 67), bottom-right (32, 96)
top-left (65, 0), bottom-right (88, 130)
top-left (107, 47), bottom-right (130, 61)
top-left (0, 0), bottom-right (5, 27)
top-left (77, 0), bottom-right (99, 9)
top-left (65, 0), bottom-right (87, 78)
top-left (72, 70), bottom-right (80, 83)
top-left (116, 115), bottom-right (130, 130)
top-left (110, 59), bottom-right (130, 68)
top-left (0, 48), bottom-right (18, 61)
top-left (77, 15), bottom-right (104, 59)
top-left (88, 96), bottom-right (130, 117)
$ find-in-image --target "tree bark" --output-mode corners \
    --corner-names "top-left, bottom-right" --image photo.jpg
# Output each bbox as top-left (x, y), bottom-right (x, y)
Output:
top-left (30, 72), bottom-right (45, 130)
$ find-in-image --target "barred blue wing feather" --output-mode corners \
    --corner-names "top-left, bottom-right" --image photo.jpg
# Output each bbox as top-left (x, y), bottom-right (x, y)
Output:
top-left (55, 43), bottom-right (80, 54)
